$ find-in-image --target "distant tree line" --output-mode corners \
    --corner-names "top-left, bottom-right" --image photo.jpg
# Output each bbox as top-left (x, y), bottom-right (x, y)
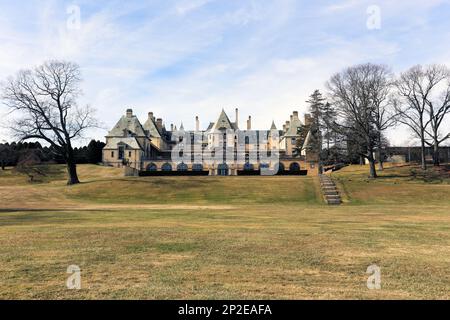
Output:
top-left (0, 140), bottom-right (105, 170)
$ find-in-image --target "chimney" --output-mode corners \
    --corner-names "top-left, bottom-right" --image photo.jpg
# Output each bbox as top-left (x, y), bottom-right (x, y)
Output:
top-left (156, 118), bottom-right (163, 131)
top-left (126, 109), bottom-right (133, 118)
top-left (293, 111), bottom-right (299, 119)
top-left (247, 116), bottom-right (252, 130)
top-left (283, 124), bottom-right (286, 132)
top-left (290, 115), bottom-right (293, 122)
top-left (171, 123), bottom-right (174, 131)
top-left (235, 108), bottom-right (239, 127)
top-left (148, 112), bottom-right (154, 121)
top-left (196, 116), bottom-right (200, 131)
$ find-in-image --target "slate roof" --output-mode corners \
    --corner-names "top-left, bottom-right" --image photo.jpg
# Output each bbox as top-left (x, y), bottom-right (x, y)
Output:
top-left (142, 117), bottom-right (161, 138)
top-left (107, 115), bottom-right (147, 137)
top-left (301, 130), bottom-right (312, 156)
top-left (210, 109), bottom-right (238, 131)
top-left (103, 137), bottom-right (143, 150)
top-left (270, 120), bottom-right (277, 130)
top-left (284, 116), bottom-right (304, 137)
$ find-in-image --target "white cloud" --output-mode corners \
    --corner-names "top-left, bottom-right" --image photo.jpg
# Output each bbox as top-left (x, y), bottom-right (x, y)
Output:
top-left (175, 0), bottom-right (212, 15)
top-left (323, 0), bottom-right (361, 13)
top-left (1, 0), bottom-right (450, 147)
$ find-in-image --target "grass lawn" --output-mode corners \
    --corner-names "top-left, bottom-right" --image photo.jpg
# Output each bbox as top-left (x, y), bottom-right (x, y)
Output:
top-left (0, 164), bottom-right (449, 299)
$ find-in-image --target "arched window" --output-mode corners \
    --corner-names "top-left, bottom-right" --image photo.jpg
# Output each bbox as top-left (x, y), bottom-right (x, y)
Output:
top-left (162, 163), bottom-right (172, 171)
top-left (243, 162), bottom-right (254, 171)
top-left (192, 164), bottom-right (203, 171)
top-left (177, 163), bottom-right (188, 171)
top-left (290, 162), bottom-right (300, 172)
top-left (146, 163), bottom-right (157, 171)
top-left (260, 163), bottom-right (270, 169)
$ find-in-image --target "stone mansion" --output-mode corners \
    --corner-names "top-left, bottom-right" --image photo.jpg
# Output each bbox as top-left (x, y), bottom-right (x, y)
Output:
top-left (102, 108), bottom-right (319, 176)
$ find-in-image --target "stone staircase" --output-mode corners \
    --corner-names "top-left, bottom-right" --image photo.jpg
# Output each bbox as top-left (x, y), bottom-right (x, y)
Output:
top-left (319, 174), bottom-right (342, 205)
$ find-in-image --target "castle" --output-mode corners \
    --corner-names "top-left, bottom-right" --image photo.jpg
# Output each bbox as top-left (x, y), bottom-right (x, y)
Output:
top-left (102, 108), bottom-right (319, 176)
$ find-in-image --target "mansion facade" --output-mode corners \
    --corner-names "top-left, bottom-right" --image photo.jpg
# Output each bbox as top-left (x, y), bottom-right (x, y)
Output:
top-left (102, 108), bottom-right (319, 176)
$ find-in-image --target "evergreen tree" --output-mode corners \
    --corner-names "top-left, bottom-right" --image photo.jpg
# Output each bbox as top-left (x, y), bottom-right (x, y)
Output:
top-left (87, 140), bottom-right (105, 164)
top-left (321, 102), bottom-right (338, 151)
top-left (305, 90), bottom-right (326, 172)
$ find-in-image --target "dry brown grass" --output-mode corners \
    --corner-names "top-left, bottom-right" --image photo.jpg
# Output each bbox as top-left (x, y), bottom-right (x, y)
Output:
top-left (0, 164), bottom-right (449, 299)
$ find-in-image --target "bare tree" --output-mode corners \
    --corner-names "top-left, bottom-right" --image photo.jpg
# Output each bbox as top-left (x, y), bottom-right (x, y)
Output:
top-left (394, 64), bottom-right (450, 169)
top-left (369, 66), bottom-right (396, 170)
top-left (327, 63), bottom-right (393, 178)
top-left (1, 60), bottom-right (97, 185)
top-left (423, 68), bottom-right (450, 166)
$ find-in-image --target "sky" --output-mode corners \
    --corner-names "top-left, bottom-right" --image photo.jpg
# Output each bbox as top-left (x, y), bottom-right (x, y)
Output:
top-left (1, 0), bottom-right (450, 146)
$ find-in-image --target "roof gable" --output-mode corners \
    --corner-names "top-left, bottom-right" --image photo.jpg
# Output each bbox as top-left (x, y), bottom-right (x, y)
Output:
top-left (143, 117), bottom-right (161, 138)
top-left (212, 109), bottom-right (237, 130)
top-left (107, 115), bottom-right (147, 137)
top-left (270, 120), bottom-right (277, 130)
top-left (284, 116), bottom-right (304, 137)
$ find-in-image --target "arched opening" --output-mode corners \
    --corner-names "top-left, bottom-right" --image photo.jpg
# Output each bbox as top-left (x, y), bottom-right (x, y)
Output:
top-left (192, 163), bottom-right (203, 171)
top-left (260, 163), bottom-right (270, 169)
top-left (146, 163), bottom-right (157, 171)
top-left (290, 162), bottom-right (300, 172)
top-left (243, 162), bottom-right (255, 171)
top-left (161, 163), bottom-right (172, 171)
top-left (217, 163), bottom-right (229, 176)
top-left (276, 162), bottom-right (285, 174)
top-left (177, 163), bottom-right (188, 172)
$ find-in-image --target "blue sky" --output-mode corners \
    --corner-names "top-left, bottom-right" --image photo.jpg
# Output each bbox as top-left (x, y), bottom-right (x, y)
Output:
top-left (1, 0), bottom-right (450, 145)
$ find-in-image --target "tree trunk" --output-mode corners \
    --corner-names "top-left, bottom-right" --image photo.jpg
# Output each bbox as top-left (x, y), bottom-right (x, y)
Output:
top-left (433, 136), bottom-right (440, 166)
top-left (368, 157), bottom-right (377, 178)
top-left (65, 144), bottom-right (80, 185)
top-left (377, 149), bottom-right (384, 171)
top-left (367, 141), bottom-right (378, 178)
top-left (420, 135), bottom-right (427, 170)
top-left (1, 160), bottom-right (5, 170)
top-left (377, 132), bottom-right (383, 171)
top-left (66, 159), bottom-right (80, 185)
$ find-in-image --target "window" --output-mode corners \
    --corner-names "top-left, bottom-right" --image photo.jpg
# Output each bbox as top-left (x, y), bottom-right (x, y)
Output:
top-left (111, 151), bottom-right (114, 158)
top-left (118, 146), bottom-right (125, 160)
top-left (129, 151), bottom-right (132, 157)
